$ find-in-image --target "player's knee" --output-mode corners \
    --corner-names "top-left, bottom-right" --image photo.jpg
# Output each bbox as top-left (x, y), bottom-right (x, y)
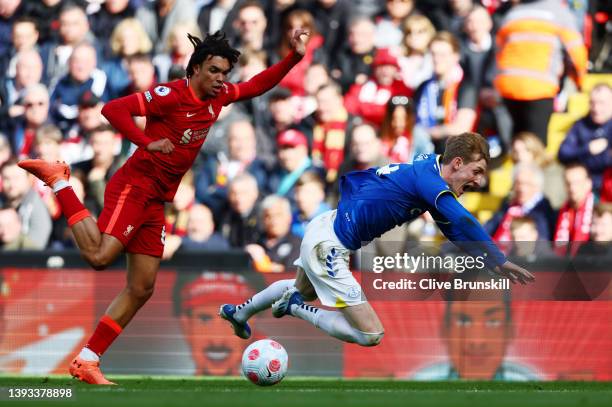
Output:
top-left (84, 252), bottom-right (113, 270)
top-left (127, 283), bottom-right (155, 304)
top-left (356, 331), bottom-right (385, 347)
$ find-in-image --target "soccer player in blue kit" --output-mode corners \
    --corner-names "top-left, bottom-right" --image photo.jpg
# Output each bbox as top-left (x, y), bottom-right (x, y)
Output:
top-left (221, 133), bottom-right (535, 346)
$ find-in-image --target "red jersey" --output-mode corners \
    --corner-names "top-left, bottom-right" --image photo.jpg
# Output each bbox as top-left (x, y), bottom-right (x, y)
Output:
top-left (101, 51), bottom-right (302, 202)
top-left (131, 79), bottom-right (237, 200)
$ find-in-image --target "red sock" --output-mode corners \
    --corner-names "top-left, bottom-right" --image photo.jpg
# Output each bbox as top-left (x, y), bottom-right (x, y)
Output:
top-left (56, 187), bottom-right (91, 226)
top-left (85, 315), bottom-right (123, 357)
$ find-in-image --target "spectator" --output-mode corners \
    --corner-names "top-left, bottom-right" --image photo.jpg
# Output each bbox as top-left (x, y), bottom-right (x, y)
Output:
top-left (553, 163), bottom-right (594, 256)
top-left (298, 82), bottom-right (357, 184)
top-left (4, 49), bottom-right (43, 119)
top-left (195, 119), bottom-right (268, 218)
top-left (90, 0), bottom-right (137, 55)
top-left (306, 0), bottom-right (350, 61)
top-left (153, 20), bottom-right (201, 83)
top-left (261, 87), bottom-right (298, 140)
top-left (124, 53), bottom-right (157, 96)
top-left (233, 1), bottom-right (269, 52)
top-left (25, 0), bottom-right (68, 46)
top-left (5, 17), bottom-right (40, 80)
top-left (379, 95), bottom-right (433, 163)
top-left (0, 207), bottom-right (38, 250)
top-left (0, 0), bottom-right (27, 70)
top-left (72, 124), bottom-right (123, 215)
top-left (558, 83), bottom-right (612, 191)
top-left (432, 0), bottom-right (475, 37)
top-left (8, 83), bottom-right (50, 158)
top-left (32, 124), bottom-right (64, 222)
top-left (291, 171), bottom-right (331, 238)
top-left (275, 9), bottom-right (325, 96)
top-left (339, 123), bottom-right (389, 175)
top-left (234, 50), bottom-right (275, 162)
top-left (485, 163), bottom-right (556, 242)
top-left (415, 32), bottom-right (477, 152)
top-left (590, 203), bottom-right (612, 243)
top-left (375, 0), bottom-right (418, 48)
top-left (0, 159), bottom-right (52, 249)
top-left (509, 216), bottom-right (540, 260)
top-left (220, 173), bottom-right (262, 248)
top-left (163, 204), bottom-right (230, 259)
top-left (0, 134), bottom-right (10, 170)
top-left (511, 131), bottom-right (566, 208)
top-left (39, 3), bottom-right (97, 88)
top-left (63, 90), bottom-right (105, 164)
top-left (330, 16), bottom-right (377, 92)
top-left (300, 63), bottom-right (330, 118)
top-left (397, 14), bottom-right (436, 91)
top-left (461, 6), bottom-right (512, 150)
top-left (344, 48), bottom-right (412, 127)
top-left (198, 0), bottom-right (244, 38)
top-left (268, 129), bottom-right (317, 203)
top-left (495, 0), bottom-right (588, 144)
top-left (136, 0), bottom-right (197, 54)
top-left (104, 18), bottom-right (153, 98)
top-left (49, 42), bottom-right (109, 133)
top-left (246, 195), bottom-right (300, 273)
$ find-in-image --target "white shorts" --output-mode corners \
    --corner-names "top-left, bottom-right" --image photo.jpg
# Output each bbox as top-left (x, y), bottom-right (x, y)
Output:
top-left (293, 210), bottom-right (365, 308)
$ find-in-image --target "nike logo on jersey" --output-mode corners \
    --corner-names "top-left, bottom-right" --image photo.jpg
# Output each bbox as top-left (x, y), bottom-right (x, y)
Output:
top-left (186, 112), bottom-right (196, 117)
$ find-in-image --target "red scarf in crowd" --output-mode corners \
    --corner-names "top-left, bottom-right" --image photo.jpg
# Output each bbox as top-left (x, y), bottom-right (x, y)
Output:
top-left (493, 203), bottom-right (524, 243)
top-left (312, 109), bottom-right (349, 183)
top-left (553, 191), bottom-right (594, 256)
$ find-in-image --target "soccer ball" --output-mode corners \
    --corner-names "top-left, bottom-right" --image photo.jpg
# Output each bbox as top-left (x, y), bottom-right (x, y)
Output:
top-left (241, 339), bottom-right (288, 386)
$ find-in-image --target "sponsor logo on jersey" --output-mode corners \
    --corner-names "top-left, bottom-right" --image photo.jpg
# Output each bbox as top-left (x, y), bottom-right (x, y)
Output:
top-left (154, 86), bottom-right (171, 96)
top-left (144, 91), bottom-right (152, 102)
top-left (181, 129), bottom-right (193, 144)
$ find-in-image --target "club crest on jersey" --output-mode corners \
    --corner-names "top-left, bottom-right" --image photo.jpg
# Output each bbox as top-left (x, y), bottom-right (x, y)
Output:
top-left (154, 86), bottom-right (171, 96)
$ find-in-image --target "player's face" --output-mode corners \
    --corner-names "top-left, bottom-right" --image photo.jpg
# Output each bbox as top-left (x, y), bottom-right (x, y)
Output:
top-left (447, 157), bottom-right (486, 196)
top-left (444, 300), bottom-right (512, 379)
top-left (193, 56), bottom-right (232, 98)
top-left (180, 305), bottom-right (244, 376)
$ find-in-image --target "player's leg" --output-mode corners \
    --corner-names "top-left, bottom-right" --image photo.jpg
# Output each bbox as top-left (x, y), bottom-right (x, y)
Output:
top-left (18, 159), bottom-right (124, 269)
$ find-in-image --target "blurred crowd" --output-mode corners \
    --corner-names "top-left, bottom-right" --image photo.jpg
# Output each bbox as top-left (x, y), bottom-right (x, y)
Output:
top-left (0, 0), bottom-right (611, 271)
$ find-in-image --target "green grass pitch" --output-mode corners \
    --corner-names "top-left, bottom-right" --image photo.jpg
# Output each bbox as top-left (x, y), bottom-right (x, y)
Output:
top-left (0, 375), bottom-right (610, 407)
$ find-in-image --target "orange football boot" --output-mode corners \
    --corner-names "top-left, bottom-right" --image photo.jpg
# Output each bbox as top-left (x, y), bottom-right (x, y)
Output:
top-left (18, 159), bottom-right (70, 187)
top-left (69, 356), bottom-right (116, 385)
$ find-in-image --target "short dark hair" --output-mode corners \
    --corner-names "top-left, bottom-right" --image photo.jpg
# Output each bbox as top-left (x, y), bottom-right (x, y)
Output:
top-left (594, 202), bottom-right (612, 217)
top-left (441, 132), bottom-right (490, 165)
top-left (185, 31), bottom-right (241, 78)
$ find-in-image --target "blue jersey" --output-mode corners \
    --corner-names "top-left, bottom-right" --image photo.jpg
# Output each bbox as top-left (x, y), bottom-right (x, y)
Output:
top-left (332, 154), bottom-right (506, 267)
top-left (334, 155), bottom-right (451, 250)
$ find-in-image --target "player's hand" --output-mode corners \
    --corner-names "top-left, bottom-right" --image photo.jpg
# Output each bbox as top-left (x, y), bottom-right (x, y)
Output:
top-left (289, 28), bottom-right (310, 57)
top-left (146, 138), bottom-right (174, 154)
top-left (492, 261), bottom-right (535, 285)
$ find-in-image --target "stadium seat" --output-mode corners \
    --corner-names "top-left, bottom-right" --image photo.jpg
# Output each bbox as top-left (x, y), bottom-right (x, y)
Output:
top-left (547, 113), bottom-right (579, 156)
top-left (581, 73), bottom-right (612, 93)
top-left (567, 92), bottom-right (590, 117)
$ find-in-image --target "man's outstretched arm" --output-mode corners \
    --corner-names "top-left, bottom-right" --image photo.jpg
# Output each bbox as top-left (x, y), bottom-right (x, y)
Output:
top-left (230, 29), bottom-right (308, 103)
top-left (435, 192), bottom-right (535, 284)
top-left (101, 95), bottom-right (174, 154)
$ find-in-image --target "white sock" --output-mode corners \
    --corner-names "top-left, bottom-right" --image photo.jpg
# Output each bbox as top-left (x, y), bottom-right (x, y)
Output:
top-left (291, 305), bottom-right (363, 344)
top-left (233, 279), bottom-right (296, 323)
top-left (52, 180), bottom-right (70, 193)
top-left (78, 347), bottom-right (99, 362)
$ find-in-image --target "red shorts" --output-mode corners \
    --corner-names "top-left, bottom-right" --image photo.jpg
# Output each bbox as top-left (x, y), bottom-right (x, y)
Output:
top-left (97, 166), bottom-right (166, 257)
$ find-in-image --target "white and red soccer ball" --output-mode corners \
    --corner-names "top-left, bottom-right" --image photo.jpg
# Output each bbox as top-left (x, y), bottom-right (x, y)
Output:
top-left (241, 339), bottom-right (288, 386)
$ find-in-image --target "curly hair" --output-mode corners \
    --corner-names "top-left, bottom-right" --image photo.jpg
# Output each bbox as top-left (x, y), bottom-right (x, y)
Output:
top-left (185, 31), bottom-right (241, 77)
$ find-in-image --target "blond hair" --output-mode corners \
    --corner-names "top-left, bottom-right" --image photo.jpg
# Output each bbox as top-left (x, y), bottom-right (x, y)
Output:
top-left (513, 132), bottom-right (552, 167)
top-left (402, 14), bottom-right (436, 55)
top-left (110, 18), bottom-right (152, 56)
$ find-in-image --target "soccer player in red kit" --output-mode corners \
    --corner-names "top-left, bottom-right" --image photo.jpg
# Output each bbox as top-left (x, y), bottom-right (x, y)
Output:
top-left (18, 29), bottom-right (309, 384)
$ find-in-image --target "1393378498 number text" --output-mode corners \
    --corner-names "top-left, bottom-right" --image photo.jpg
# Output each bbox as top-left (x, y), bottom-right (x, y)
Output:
top-left (3, 387), bottom-right (73, 399)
